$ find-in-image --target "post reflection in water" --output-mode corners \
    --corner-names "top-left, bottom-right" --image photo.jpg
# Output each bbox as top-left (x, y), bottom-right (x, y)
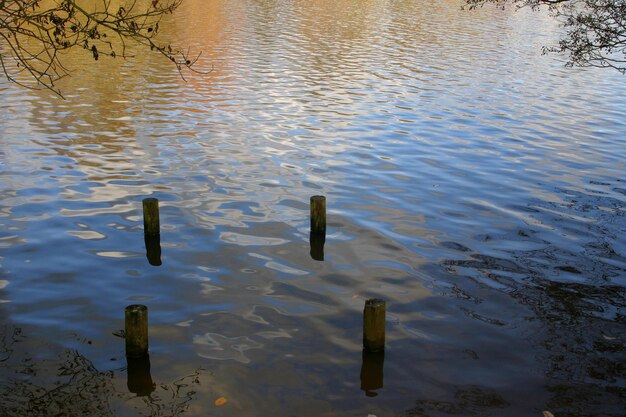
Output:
top-left (309, 231), bottom-right (325, 261)
top-left (360, 350), bottom-right (384, 397)
top-left (144, 235), bottom-right (162, 266)
top-left (127, 355), bottom-right (156, 397)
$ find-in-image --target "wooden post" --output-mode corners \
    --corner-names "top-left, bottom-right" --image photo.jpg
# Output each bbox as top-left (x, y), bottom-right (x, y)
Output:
top-left (310, 195), bottom-right (326, 235)
top-left (142, 198), bottom-right (160, 236)
top-left (125, 305), bottom-right (148, 358)
top-left (363, 299), bottom-right (385, 352)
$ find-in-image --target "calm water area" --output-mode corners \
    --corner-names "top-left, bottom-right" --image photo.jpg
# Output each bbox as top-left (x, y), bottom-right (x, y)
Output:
top-left (1, 0), bottom-right (625, 416)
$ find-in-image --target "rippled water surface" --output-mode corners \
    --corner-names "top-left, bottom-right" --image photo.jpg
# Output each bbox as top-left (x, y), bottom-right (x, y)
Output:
top-left (1, 0), bottom-right (625, 416)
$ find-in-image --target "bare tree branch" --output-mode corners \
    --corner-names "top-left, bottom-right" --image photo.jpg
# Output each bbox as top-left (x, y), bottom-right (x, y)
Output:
top-left (464, 0), bottom-right (626, 72)
top-left (0, 0), bottom-right (205, 97)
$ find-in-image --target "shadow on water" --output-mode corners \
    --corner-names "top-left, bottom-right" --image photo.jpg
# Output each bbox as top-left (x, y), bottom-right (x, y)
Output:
top-left (406, 386), bottom-right (510, 417)
top-left (526, 280), bottom-right (625, 416)
top-left (0, 325), bottom-right (206, 417)
top-left (401, 281), bottom-right (625, 417)
top-left (406, 186), bottom-right (626, 417)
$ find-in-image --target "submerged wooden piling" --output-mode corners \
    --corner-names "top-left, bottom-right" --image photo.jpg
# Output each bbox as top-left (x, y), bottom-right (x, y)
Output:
top-left (125, 304), bottom-right (148, 358)
top-left (363, 299), bottom-right (386, 352)
top-left (310, 195), bottom-right (326, 235)
top-left (142, 198), bottom-right (160, 236)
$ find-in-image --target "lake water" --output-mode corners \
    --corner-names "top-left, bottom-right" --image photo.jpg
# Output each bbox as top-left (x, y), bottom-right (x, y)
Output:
top-left (0, 0), bottom-right (625, 416)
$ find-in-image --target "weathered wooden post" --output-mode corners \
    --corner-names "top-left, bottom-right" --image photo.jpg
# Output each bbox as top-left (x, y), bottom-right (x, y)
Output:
top-left (144, 235), bottom-right (162, 266)
top-left (363, 298), bottom-right (386, 352)
top-left (125, 304), bottom-right (148, 358)
top-left (310, 195), bottom-right (326, 235)
top-left (142, 198), bottom-right (160, 236)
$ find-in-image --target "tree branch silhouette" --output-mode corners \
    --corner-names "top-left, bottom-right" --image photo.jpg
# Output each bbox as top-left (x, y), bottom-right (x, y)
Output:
top-left (0, 0), bottom-right (202, 97)
top-left (465, 0), bottom-right (626, 72)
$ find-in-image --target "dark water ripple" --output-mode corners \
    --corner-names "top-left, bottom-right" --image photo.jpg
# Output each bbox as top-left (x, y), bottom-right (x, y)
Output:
top-left (1, 0), bottom-right (625, 416)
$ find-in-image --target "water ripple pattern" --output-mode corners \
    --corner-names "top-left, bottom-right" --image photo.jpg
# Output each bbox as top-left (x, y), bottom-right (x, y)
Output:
top-left (0, 1), bottom-right (624, 416)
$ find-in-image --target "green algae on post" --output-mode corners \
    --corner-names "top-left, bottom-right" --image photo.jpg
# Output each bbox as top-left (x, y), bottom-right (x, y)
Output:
top-left (310, 195), bottom-right (326, 235)
top-left (142, 198), bottom-right (160, 236)
top-left (125, 304), bottom-right (149, 358)
top-left (363, 298), bottom-right (386, 352)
